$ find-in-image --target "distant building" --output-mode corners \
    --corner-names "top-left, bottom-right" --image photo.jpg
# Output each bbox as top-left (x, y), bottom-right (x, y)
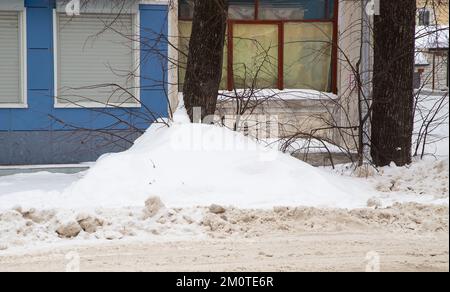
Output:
top-left (415, 0), bottom-right (449, 90)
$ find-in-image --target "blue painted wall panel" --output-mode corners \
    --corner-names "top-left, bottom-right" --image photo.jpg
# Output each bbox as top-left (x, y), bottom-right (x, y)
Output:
top-left (0, 109), bottom-right (10, 131)
top-left (1, 2), bottom-right (169, 164)
top-left (27, 49), bottom-right (54, 90)
top-left (0, 133), bottom-right (11, 164)
top-left (26, 7), bottom-right (53, 48)
top-left (140, 5), bottom-right (168, 92)
top-left (11, 91), bottom-right (54, 131)
top-left (51, 109), bottom-right (93, 130)
top-left (139, 4), bottom-right (169, 125)
top-left (25, 0), bottom-right (54, 8)
top-left (90, 109), bottom-right (132, 130)
top-left (9, 131), bottom-right (56, 164)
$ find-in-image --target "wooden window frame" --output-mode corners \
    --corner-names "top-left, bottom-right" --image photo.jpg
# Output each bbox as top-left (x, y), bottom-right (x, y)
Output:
top-left (179, 0), bottom-right (339, 94)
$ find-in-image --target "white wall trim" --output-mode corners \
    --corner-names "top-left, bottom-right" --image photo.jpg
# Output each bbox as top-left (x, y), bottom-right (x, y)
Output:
top-left (139, 0), bottom-right (171, 4)
top-left (52, 9), bottom-right (58, 108)
top-left (133, 7), bottom-right (141, 105)
top-left (0, 8), bottom-right (28, 109)
top-left (166, 0), bottom-right (178, 118)
top-left (53, 9), bottom-right (142, 109)
top-left (21, 8), bottom-right (28, 108)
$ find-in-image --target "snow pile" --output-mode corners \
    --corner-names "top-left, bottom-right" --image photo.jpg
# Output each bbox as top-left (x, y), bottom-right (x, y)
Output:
top-left (203, 203), bottom-right (449, 237)
top-left (0, 102), bottom-right (376, 211)
top-left (1, 198), bottom-right (448, 252)
top-left (332, 157), bottom-right (449, 206)
top-left (52, 124), bottom-right (371, 210)
top-left (374, 158), bottom-right (449, 204)
top-left (0, 199), bottom-right (206, 252)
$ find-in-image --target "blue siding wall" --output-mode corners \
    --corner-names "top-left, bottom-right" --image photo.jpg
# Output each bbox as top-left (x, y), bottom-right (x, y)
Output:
top-left (0, 1), bottom-right (169, 164)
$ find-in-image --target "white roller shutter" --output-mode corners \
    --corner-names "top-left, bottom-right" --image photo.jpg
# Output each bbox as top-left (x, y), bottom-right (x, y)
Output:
top-left (0, 11), bottom-right (22, 105)
top-left (56, 13), bottom-right (137, 106)
top-left (0, 0), bottom-right (25, 11)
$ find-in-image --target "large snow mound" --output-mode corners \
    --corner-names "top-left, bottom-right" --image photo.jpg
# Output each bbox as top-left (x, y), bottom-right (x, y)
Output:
top-left (1, 92), bottom-right (448, 211)
top-left (58, 122), bottom-right (371, 209)
top-left (0, 121), bottom-right (376, 210)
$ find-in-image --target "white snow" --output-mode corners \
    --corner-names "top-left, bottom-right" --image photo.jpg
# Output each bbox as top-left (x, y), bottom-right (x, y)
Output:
top-left (0, 172), bottom-right (82, 196)
top-left (414, 92), bottom-right (449, 157)
top-left (0, 122), bottom-right (374, 210)
top-left (331, 157), bottom-right (449, 206)
top-left (415, 52), bottom-right (429, 66)
top-left (416, 25), bottom-right (449, 49)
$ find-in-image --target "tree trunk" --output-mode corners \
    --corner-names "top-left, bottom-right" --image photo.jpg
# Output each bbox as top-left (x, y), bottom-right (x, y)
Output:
top-left (183, 0), bottom-right (228, 122)
top-left (371, 0), bottom-right (416, 167)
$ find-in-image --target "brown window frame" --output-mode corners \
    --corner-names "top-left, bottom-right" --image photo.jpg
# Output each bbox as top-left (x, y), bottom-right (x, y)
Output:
top-left (179, 0), bottom-right (339, 94)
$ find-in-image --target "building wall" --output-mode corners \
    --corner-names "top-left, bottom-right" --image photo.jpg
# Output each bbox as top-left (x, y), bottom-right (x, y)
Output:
top-left (335, 0), bottom-right (367, 150)
top-left (186, 0), bottom-right (365, 151)
top-left (417, 0), bottom-right (449, 25)
top-left (216, 97), bottom-right (337, 140)
top-left (416, 51), bottom-right (449, 90)
top-left (415, 0), bottom-right (449, 90)
top-left (1, 0), bottom-right (366, 164)
top-left (0, 0), bottom-right (170, 165)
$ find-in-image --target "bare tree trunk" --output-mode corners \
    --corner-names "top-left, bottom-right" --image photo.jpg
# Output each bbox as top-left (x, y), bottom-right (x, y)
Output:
top-left (371, 0), bottom-right (416, 167)
top-left (183, 0), bottom-right (228, 122)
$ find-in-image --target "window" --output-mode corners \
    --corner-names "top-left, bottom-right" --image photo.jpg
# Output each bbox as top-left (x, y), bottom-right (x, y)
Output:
top-left (0, 8), bottom-right (26, 107)
top-left (179, 0), bottom-right (195, 19)
top-left (178, 0), bottom-right (337, 93)
top-left (55, 12), bottom-right (138, 107)
top-left (233, 24), bottom-right (279, 88)
top-left (283, 22), bottom-right (333, 90)
top-left (418, 8), bottom-right (432, 26)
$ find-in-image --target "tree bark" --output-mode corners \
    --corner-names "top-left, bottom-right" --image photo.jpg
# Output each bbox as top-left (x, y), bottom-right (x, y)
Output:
top-left (371, 0), bottom-right (416, 167)
top-left (183, 0), bottom-right (228, 122)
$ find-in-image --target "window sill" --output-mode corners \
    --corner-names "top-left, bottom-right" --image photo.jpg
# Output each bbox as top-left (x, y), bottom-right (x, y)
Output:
top-left (0, 103), bottom-right (28, 109)
top-left (218, 89), bottom-right (338, 101)
top-left (54, 102), bottom-right (142, 109)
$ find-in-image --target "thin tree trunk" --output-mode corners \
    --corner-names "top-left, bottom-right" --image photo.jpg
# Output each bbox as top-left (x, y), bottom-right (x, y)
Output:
top-left (371, 0), bottom-right (416, 167)
top-left (183, 0), bottom-right (228, 122)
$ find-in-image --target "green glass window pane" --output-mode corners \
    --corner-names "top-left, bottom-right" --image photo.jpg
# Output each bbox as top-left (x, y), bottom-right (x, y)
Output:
top-left (233, 24), bottom-right (278, 89)
top-left (283, 22), bottom-right (333, 91)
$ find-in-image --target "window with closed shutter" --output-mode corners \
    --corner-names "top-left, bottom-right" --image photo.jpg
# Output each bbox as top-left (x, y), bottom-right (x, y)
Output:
top-left (0, 10), bottom-right (24, 105)
top-left (55, 13), bottom-right (137, 107)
